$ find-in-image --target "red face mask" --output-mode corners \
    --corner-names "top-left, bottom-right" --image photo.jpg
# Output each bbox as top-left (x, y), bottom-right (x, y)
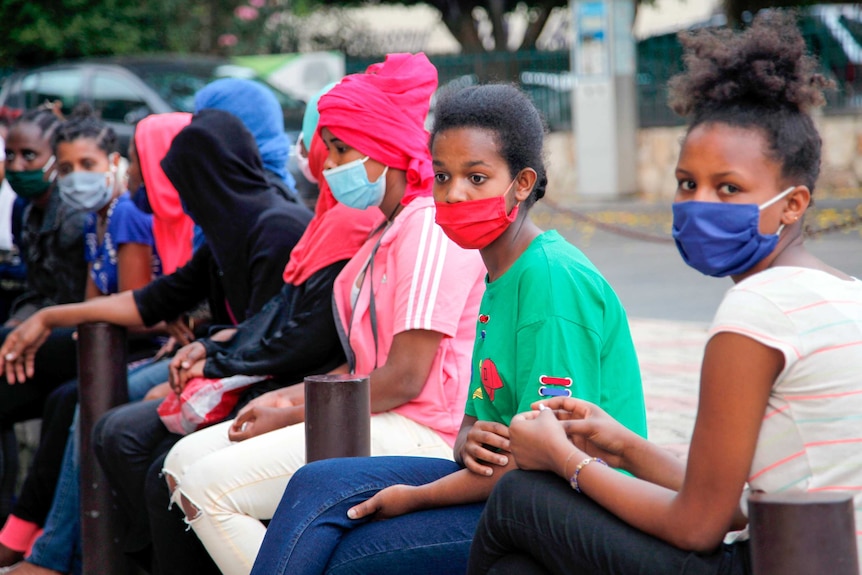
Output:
top-left (435, 194), bottom-right (520, 250)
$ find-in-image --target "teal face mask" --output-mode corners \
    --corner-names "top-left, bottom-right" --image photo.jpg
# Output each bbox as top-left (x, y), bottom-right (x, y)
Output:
top-left (323, 157), bottom-right (388, 210)
top-left (6, 155), bottom-right (55, 199)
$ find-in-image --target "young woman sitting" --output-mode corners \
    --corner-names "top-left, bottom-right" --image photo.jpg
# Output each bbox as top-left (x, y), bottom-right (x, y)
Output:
top-left (467, 12), bottom-right (862, 574)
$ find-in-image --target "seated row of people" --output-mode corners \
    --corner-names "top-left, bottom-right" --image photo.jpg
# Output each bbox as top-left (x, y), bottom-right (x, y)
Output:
top-left (1, 11), bottom-right (861, 575)
top-left (0, 79), bottom-right (313, 572)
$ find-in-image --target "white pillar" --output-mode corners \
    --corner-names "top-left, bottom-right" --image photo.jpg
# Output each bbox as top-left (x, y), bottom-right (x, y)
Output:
top-left (571, 0), bottom-right (638, 197)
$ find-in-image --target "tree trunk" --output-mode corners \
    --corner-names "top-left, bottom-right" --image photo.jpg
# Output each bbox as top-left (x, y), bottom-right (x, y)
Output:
top-left (441, 8), bottom-right (485, 52)
top-left (487, 0), bottom-right (508, 50)
top-left (520, 5), bottom-right (552, 49)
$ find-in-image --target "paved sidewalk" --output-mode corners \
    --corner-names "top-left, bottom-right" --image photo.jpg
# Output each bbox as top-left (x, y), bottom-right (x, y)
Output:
top-left (629, 317), bottom-right (708, 459)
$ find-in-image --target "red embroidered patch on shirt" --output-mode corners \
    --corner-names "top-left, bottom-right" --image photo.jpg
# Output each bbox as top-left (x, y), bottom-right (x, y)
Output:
top-left (538, 375), bottom-right (573, 398)
top-left (480, 358), bottom-right (503, 401)
top-left (539, 375), bottom-right (572, 387)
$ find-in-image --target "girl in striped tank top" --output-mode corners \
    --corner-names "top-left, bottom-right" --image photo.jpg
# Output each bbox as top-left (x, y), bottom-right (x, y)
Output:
top-left (468, 10), bottom-right (862, 575)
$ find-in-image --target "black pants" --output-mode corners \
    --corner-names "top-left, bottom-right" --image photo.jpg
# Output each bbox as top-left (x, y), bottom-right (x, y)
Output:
top-left (93, 399), bottom-right (219, 575)
top-left (0, 327), bottom-right (79, 523)
top-left (467, 470), bottom-right (752, 575)
top-left (0, 327), bottom-right (79, 425)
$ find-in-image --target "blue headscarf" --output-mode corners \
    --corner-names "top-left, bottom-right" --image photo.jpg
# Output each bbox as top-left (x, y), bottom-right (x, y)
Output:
top-left (194, 78), bottom-right (296, 191)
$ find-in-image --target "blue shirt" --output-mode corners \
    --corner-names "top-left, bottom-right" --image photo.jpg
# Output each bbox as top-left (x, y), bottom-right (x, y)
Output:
top-left (85, 192), bottom-right (160, 295)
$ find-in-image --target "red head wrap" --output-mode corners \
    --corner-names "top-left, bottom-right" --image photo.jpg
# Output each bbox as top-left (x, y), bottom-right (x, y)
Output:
top-left (134, 112), bottom-right (194, 274)
top-left (282, 132), bottom-right (383, 285)
top-left (317, 53), bottom-right (438, 206)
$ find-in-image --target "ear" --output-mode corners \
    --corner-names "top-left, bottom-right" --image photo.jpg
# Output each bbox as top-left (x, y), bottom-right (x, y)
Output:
top-left (514, 168), bottom-right (538, 203)
top-left (109, 152), bottom-right (121, 171)
top-left (781, 185), bottom-right (810, 225)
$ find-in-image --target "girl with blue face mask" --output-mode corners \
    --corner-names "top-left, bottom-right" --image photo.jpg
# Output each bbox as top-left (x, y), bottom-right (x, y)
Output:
top-left (467, 11), bottom-right (862, 575)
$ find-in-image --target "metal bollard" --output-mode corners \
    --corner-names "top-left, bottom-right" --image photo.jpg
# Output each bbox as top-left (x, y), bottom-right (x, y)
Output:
top-left (749, 491), bottom-right (859, 575)
top-left (304, 374), bottom-right (371, 463)
top-left (78, 322), bottom-right (129, 575)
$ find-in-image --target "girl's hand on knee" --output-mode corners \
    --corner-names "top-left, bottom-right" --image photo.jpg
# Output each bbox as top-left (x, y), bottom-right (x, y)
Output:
top-left (460, 420), bottom-right (511, 477)
top-left (228, 405), bottom-right (302, 441)
top-left (347, 485), bottom-right (423, 520)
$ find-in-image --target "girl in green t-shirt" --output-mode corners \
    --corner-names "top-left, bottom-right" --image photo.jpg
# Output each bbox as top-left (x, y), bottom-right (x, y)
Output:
top-left (250, 83), bottom-right (647, 575)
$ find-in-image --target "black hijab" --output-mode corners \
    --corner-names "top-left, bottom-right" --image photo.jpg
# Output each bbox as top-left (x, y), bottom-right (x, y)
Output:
top-left (161, 109), bottom-right (312, 321)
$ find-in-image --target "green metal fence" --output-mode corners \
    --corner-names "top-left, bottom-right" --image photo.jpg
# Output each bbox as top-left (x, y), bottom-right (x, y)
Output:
top-left (346, 7), bottom-right (862, 131)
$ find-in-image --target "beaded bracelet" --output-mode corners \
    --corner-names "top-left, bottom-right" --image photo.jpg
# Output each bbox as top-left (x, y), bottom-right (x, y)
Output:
top-left (569, 457), bottom-right (607, 493)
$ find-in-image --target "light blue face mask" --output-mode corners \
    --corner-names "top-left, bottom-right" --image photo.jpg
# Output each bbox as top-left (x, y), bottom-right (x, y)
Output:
top-left (57, 170), bottom-right (115, 212)
top-left (323, 156), bottom-right (388, 210)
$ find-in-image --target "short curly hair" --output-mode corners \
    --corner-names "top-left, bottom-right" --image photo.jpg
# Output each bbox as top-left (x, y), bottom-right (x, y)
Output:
top-left (668, 10), bottom-right (832, 192)
top-left (429, 84), bottom-right (548, 208)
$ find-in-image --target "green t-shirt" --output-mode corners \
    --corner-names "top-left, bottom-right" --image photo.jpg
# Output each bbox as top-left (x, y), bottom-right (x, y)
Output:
top-left (464, 230), bottom-right (647, 438)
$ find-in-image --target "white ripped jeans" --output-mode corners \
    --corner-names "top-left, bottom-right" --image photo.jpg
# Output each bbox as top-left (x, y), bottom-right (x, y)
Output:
top-left (162, 411), bottom-right (453, 575)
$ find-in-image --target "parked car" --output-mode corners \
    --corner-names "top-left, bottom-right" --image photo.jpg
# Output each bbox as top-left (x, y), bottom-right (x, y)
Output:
top-left (0, 55), bottom-right (307, 153)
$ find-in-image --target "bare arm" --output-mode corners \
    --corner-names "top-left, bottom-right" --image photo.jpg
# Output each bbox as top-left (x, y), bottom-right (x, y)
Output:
top-left (367, 329), bottom-right (444, 412)
top-left (0, 291), bottom-right (144, 382)
top-left (221, 329), bottom-right (443, 440)
top-left (510, 332), bottom-right (779, 552)
top-left (535, 398), bottom-right (686, 491)
top-left (117, 243), bottom-right (155, 293)
top-left (84, 266), bottom-right (101, 301)
top-left (349, 414), bottom-right (516, 520)
top-left (348, 458), bottom-right (518, 520)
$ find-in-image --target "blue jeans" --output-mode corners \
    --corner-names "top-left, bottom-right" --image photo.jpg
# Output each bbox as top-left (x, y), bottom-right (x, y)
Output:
top-left (251, 456), bottom-right (486, 575)
top-left (27, 412), bottom-right (82, 574)
top-left (26, 359), bottom-right (170, 574)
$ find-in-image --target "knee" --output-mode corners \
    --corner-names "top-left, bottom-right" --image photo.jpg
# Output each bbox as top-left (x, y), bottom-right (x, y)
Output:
top-left (291, 458), bottom-right (344, 487)
top-left (144, 458), bottom-right (172, 514)
top-left (93, 409), bottom-right (118, 462)
top-left (162, 436), bottom-right (195, 482)
top-left (179, 492), bottom-right (201, 521)
top-left (92, 405), bottom-right (133, 465)
top-left (165, 458), bottom-right (219, 514)
top-left (485, 470), bottom-right (531, 515)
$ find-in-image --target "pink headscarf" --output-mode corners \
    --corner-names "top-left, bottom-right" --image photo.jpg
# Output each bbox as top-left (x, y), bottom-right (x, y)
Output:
top-left (134, 113), bottom-right (194, 274)
top-left (317, 53), bottom-right (438, 205)
top-left (282, 132), bottom-right (382, 286)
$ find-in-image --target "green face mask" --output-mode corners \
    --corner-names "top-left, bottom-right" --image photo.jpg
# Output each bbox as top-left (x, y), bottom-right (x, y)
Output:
top-left (6, 156), bottom-right (55, 199)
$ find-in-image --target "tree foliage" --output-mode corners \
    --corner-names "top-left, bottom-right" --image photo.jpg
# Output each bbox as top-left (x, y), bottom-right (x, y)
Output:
top-left (316, 0), bottom-right (568, 52)
top-left (0, 0), bottom-right (245, 67)
top-left (0, 0), bottom-right (851, 67)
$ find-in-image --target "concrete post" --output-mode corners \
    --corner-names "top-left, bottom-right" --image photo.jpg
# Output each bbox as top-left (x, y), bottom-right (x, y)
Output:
top-left (77, 322), bottom-right (129, 575)
top-left (304, 374), bottom-right (371, 463)
top-left (749, 491), bottom-right (859, 575)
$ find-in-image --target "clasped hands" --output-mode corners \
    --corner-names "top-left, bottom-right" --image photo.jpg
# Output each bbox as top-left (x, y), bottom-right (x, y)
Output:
top-left (508, 397), bottom-right (633, 476)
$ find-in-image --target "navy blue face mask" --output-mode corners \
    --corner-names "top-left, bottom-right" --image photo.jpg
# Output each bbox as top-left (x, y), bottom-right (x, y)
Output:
top-left (132, 184), bottom-right (153, 214)
top-left (672, 186), bottom-right (794, 277)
